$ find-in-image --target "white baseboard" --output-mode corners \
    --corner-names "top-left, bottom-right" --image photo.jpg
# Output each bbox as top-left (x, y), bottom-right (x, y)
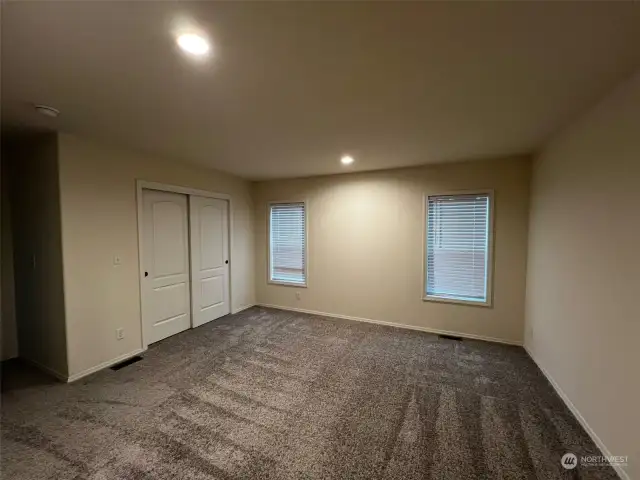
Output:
top-left (524, 346), bottom-right (628, 480)
top-left (66, 348), bottom-right (147, 383)
top-left (232, 304), bottom-right (255, 315)
top-left (22, 357), bottom-right (68, 382)
top-left (257, 303), bottom-right (522, 346)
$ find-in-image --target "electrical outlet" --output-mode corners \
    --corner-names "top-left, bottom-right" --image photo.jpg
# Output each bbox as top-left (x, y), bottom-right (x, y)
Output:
top-left (116, 328), bottom-right (124, 340)
top-left (113, 256), bottom-right (122, 266)
top-left (295, 291), bottom-right (301, 300)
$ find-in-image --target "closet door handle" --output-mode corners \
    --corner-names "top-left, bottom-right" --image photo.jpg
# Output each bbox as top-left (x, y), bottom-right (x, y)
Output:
top-left (144, 271), bottom-right (149, 277)
top-left (225, 260), bottom-right (229, 264)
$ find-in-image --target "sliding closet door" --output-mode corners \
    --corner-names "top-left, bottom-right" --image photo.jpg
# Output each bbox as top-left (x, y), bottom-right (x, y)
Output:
top-left (142, 189), bottom-right (191, 344)
top-left (189, 196), bottom-right (230, 327)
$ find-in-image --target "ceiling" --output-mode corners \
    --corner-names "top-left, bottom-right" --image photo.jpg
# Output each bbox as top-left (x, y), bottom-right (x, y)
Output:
top-left (2, 2), bottom-right (640, 180)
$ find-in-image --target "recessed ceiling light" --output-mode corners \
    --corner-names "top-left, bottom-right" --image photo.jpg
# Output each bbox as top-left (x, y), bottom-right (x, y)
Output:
top-left (177, 33), bottom-right (210, 56)
top-left (34, 104), bottom-right (60, 118)
top-left (341, 155), bottom-right (355, 165)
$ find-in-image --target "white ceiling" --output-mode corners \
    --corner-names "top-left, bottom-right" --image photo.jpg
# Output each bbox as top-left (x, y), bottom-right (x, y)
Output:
top-left (2, 1), bottom-right (640, 180)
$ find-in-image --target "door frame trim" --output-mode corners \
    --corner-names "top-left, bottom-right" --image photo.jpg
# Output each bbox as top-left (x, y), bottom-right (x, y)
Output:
top-left (136, 180), bottom-right (233, 349)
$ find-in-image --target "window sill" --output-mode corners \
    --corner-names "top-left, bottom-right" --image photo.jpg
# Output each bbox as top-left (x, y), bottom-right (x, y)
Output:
top-left (268, 280), bottom-right (308, 288)
top-left (423, 295), bottom-right (492, 308)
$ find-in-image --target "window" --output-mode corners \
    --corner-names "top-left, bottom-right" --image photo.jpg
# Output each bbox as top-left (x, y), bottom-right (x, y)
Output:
top-left (425, 192), bottom-right (493, 305)
top-left (269, 202), bottom-right (307, 286)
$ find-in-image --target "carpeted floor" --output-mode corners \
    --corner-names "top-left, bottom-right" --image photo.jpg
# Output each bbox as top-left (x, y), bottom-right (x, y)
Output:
top-left (1, 307), bottom-right (617, 479)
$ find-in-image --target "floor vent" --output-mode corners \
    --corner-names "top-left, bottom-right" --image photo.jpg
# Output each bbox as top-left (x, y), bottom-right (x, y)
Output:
top-left (110, 356), bottom-right (143, 371)
top-left (438, 334), bottom-right (463, 341)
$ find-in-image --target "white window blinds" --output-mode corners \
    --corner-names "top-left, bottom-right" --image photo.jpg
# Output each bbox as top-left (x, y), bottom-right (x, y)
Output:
top-left (426, 193), bottom-right (491, 304)
top-left (270, 202), bottom-right (306, 285)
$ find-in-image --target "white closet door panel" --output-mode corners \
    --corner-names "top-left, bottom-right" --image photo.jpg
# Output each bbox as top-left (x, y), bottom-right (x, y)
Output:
top-left (142, 190), bottom-right (191, 344)
top-left (190, 196), bottom-right (230, 327)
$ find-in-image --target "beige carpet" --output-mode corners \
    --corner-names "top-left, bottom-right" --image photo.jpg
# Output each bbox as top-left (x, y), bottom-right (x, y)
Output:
top-left (1, 307), bottom-right (617, 479)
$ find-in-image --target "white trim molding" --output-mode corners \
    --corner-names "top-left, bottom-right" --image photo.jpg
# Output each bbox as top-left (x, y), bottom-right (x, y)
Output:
top-left (66, 348), bottom-right (147, 383)
top-left (23, 358), bottom-right (68, 382)
top-left (257, 303), bottom-right (522, 346)
top-left (231, 304), bottom-right (255, 315)
top-left (525, 346), bottom-right (629, 480)
top-left (137, 181), bottom-right (231, 201)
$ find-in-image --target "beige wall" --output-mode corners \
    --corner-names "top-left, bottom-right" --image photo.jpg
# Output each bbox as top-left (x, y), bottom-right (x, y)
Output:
top-left (4, 134), bottom-right (68, 375)
top-left (525, 71), bottom-right (640, 479)
top-left (254, 157), bottom-right (531, 344)
top-left (1, 151), bottom-right (18, 361)
top-left (57, 134), bottom-right (255, 378)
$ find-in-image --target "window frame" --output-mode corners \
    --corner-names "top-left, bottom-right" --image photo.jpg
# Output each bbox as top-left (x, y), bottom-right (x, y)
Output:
top-left (267, 200), bottom-right (308, 288)
top-left (422, 190), bottom-right (495, 307)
